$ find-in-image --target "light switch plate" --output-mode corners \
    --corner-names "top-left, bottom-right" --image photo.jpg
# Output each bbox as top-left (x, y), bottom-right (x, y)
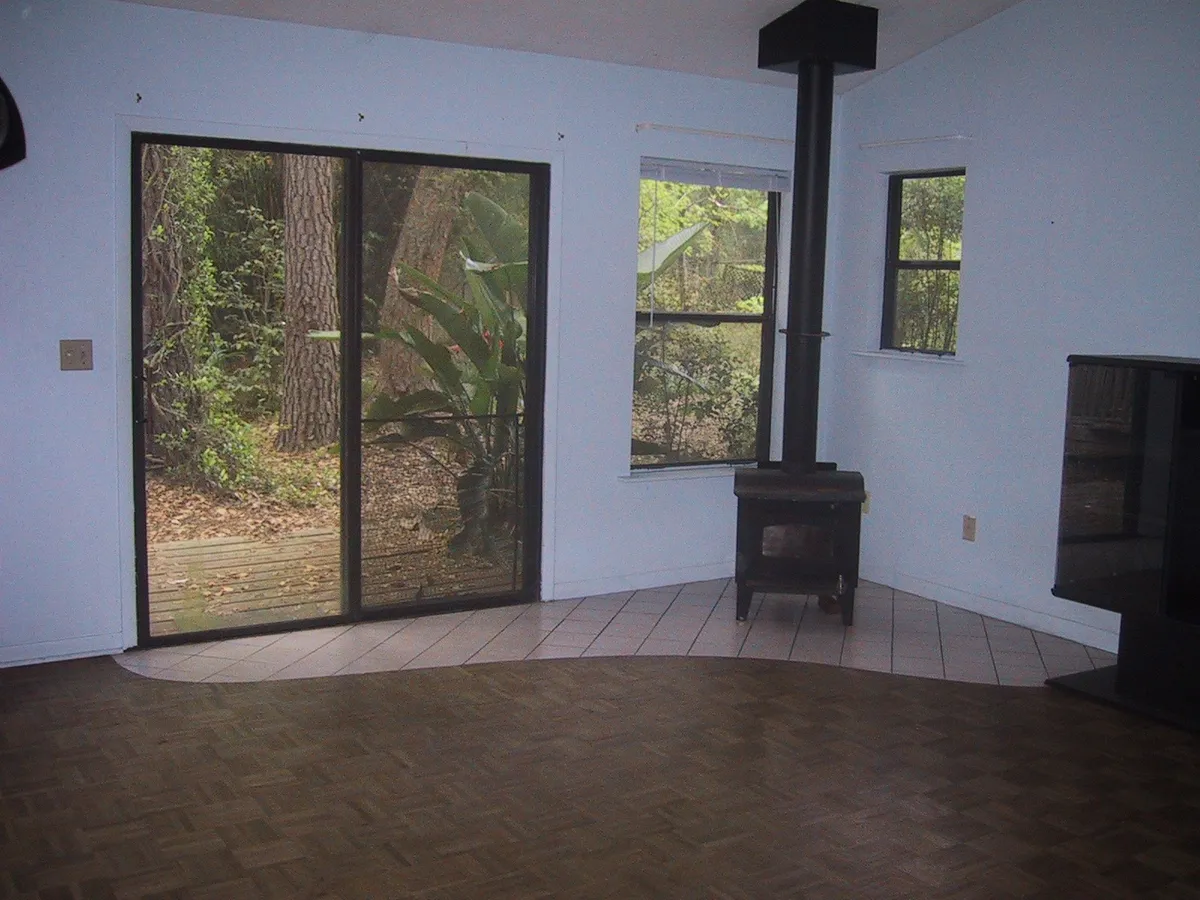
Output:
top-left (962, 515), bottom-right (977, 542)
top-left (60, 339), bottom-right (93, 371)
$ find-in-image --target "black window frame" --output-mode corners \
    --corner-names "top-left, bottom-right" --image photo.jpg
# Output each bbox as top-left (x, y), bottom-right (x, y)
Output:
top-left (632, 187), bottom-right (780, 470)
top-left (880, 168), bottom-right (965, 357)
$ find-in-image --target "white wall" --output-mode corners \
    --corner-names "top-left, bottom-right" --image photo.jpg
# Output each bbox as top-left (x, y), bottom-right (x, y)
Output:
top-left (0, 0), bottom-right (797, 665)
top-left (825, 0), bottom-right (1200, 650)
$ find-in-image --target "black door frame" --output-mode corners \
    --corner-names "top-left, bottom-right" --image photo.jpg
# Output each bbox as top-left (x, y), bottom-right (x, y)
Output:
top-left (131, 132), bottom-right (549, 648)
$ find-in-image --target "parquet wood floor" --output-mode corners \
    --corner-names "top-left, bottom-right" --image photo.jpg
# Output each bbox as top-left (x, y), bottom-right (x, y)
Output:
top-left (3, 655), bottom-right (1198, 899)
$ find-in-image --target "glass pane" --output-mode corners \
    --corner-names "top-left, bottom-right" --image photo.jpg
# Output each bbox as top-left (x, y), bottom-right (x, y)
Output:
top-left (892, 268), bottom-right (959, 354)
top-left (360, 162), bottom-right (530, 607)
top-left (637, 180), bottom-right (770, 314)
top-left (632, 320), bottom-right (762, 465)
top-left (360, 422), bottom-right (523, 604)
top-left (140, 145), bottom-right (343, 637)
top-left (899, 173), bottom-right (964, 262)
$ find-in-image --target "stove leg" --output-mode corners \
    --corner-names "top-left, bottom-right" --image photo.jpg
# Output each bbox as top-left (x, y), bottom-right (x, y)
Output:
top-left (841, 588), bottom-right (855, 626)
top-left (736, 584), bottom-right (752, 621)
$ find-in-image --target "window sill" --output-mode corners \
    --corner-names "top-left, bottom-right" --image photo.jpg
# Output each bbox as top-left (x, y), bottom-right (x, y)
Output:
top-left (619, 463), bottom-right (750, 483)
top-left (849, 349), bottom-right (966, 366)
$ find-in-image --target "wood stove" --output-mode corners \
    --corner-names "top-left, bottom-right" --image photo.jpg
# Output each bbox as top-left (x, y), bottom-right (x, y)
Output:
top-left (735, 465), bottom-right (865, 622)
top-left (734, 0), bottom-right (877, 624)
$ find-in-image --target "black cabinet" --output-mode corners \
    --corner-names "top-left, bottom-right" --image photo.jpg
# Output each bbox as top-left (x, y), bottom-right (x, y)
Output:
top-left (1050, 355), bottom-right (1200, 728)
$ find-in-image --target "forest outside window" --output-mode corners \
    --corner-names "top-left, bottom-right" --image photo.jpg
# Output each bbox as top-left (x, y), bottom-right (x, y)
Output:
top-left (632, 159), bottom-right (785, 468)
top-left (880, 169), bottom-right (965, 355)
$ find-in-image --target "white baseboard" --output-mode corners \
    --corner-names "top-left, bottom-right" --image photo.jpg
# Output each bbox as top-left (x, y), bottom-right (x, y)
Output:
top-left (547, 559), bottom-right (734, 601)
top-left (0, 633), bottom-right (125, 668)
top-left (887, 572), bottom-right (1119, 653)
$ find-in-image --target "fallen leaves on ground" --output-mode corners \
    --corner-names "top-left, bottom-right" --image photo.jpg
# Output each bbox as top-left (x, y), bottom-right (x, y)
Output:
top-left (146, 477), bottom-right (339, 543)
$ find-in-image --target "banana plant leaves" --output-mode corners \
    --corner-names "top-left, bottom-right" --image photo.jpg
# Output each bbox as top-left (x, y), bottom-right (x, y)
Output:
top-left (307, 191), bottom-right (531, 559)
top-left (636, 221), bottom-right (706, 292)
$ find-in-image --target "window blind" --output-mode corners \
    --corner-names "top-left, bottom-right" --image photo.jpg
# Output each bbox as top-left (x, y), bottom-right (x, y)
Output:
top-left (640, 157), bottom-right (790, 193)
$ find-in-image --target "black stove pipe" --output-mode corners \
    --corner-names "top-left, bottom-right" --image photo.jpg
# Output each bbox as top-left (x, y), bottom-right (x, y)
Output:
top-left (734, 0), bottom-right (877, 625)
top-left (780, 59), bottom-right (835, 472)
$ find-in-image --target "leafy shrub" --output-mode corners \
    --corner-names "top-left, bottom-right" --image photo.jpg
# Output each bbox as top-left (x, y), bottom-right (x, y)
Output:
top-left (143, 146), bottom-right (296, 497)
top-left (632, 323), bottom-right (760, 463)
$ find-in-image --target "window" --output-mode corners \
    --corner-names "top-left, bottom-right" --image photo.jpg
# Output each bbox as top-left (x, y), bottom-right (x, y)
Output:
top-left (632, 159), bottom-right (785, 467)
top-left (133, 134), bottom-right (549, 644)
top-left (881, 169), bottom-right (965, 355)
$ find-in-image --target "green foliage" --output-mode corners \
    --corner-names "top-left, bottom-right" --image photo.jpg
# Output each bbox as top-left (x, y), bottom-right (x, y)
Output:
top-left (632, 179), bottom-right (770, 463)
top-left (637, 180), bottom-right (770, 311)
top-left (898, 174), bottom-right (964, 261)
top-left (361, 191), bottom-right (530, 556)
top-left (638, 180), bottom-right (768, 252)
top-left (193, 390), bottom-right (264, 492)
top-left (893, 269), bottom-right (959, 354)
top-left (144, 146), bottom-right (294, 494)
top-left (718, 367), bottom-right (761, 456)
top-left (205, 151), bottom-right (287, 417)
top-left (890, 173), bottom-right (964, 354)
top-left (734, 294), bottom-right (765, 315)
top-left (632, 323), bottom-right (760, 464)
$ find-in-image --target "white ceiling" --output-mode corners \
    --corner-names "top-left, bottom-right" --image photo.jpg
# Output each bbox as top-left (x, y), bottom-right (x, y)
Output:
top-left (120, 0), bottom-right (1022, 92)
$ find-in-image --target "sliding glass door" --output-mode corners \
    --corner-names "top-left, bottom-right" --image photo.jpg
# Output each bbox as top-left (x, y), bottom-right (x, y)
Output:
top-left (133, 136), bottom-right (546, 645)
top-left (357, 160), bottom-right (536, 610)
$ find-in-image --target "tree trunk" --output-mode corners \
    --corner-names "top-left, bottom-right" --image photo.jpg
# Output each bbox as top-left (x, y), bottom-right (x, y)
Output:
top-left (378, 167), bottom-right (472, 398)
top-left (277, 154), bottom-right (340, 451)
top-left (140, 144), bottom-right (198, 465)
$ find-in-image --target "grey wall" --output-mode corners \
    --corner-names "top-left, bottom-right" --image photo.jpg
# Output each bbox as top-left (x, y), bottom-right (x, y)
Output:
top-left (824, 0), bottom-right (1200, 649)
top-left (0, 0), bottom-right (795, 665)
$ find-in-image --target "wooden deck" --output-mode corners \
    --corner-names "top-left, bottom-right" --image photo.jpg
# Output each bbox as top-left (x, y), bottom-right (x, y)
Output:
top-left (147, 528), bottom-right (341, 636)
top-left (148, 528), bottom-right (520, 637)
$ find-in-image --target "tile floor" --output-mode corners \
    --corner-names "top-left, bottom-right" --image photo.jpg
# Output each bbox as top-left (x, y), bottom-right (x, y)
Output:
top-left (114, 579), bottom-right (1116, 686)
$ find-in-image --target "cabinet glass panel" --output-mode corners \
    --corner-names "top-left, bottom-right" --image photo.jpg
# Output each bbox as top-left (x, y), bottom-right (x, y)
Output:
top-left (1054, 363), bottom-right (1176, 614)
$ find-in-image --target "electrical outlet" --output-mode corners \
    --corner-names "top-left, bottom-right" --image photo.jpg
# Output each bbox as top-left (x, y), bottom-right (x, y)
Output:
top-left (962, 515), bottom-right (977, 542)
top-left (59, 339), bottom-right (93, 371)
top-left (862, 491), bottom-right (870, 515)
